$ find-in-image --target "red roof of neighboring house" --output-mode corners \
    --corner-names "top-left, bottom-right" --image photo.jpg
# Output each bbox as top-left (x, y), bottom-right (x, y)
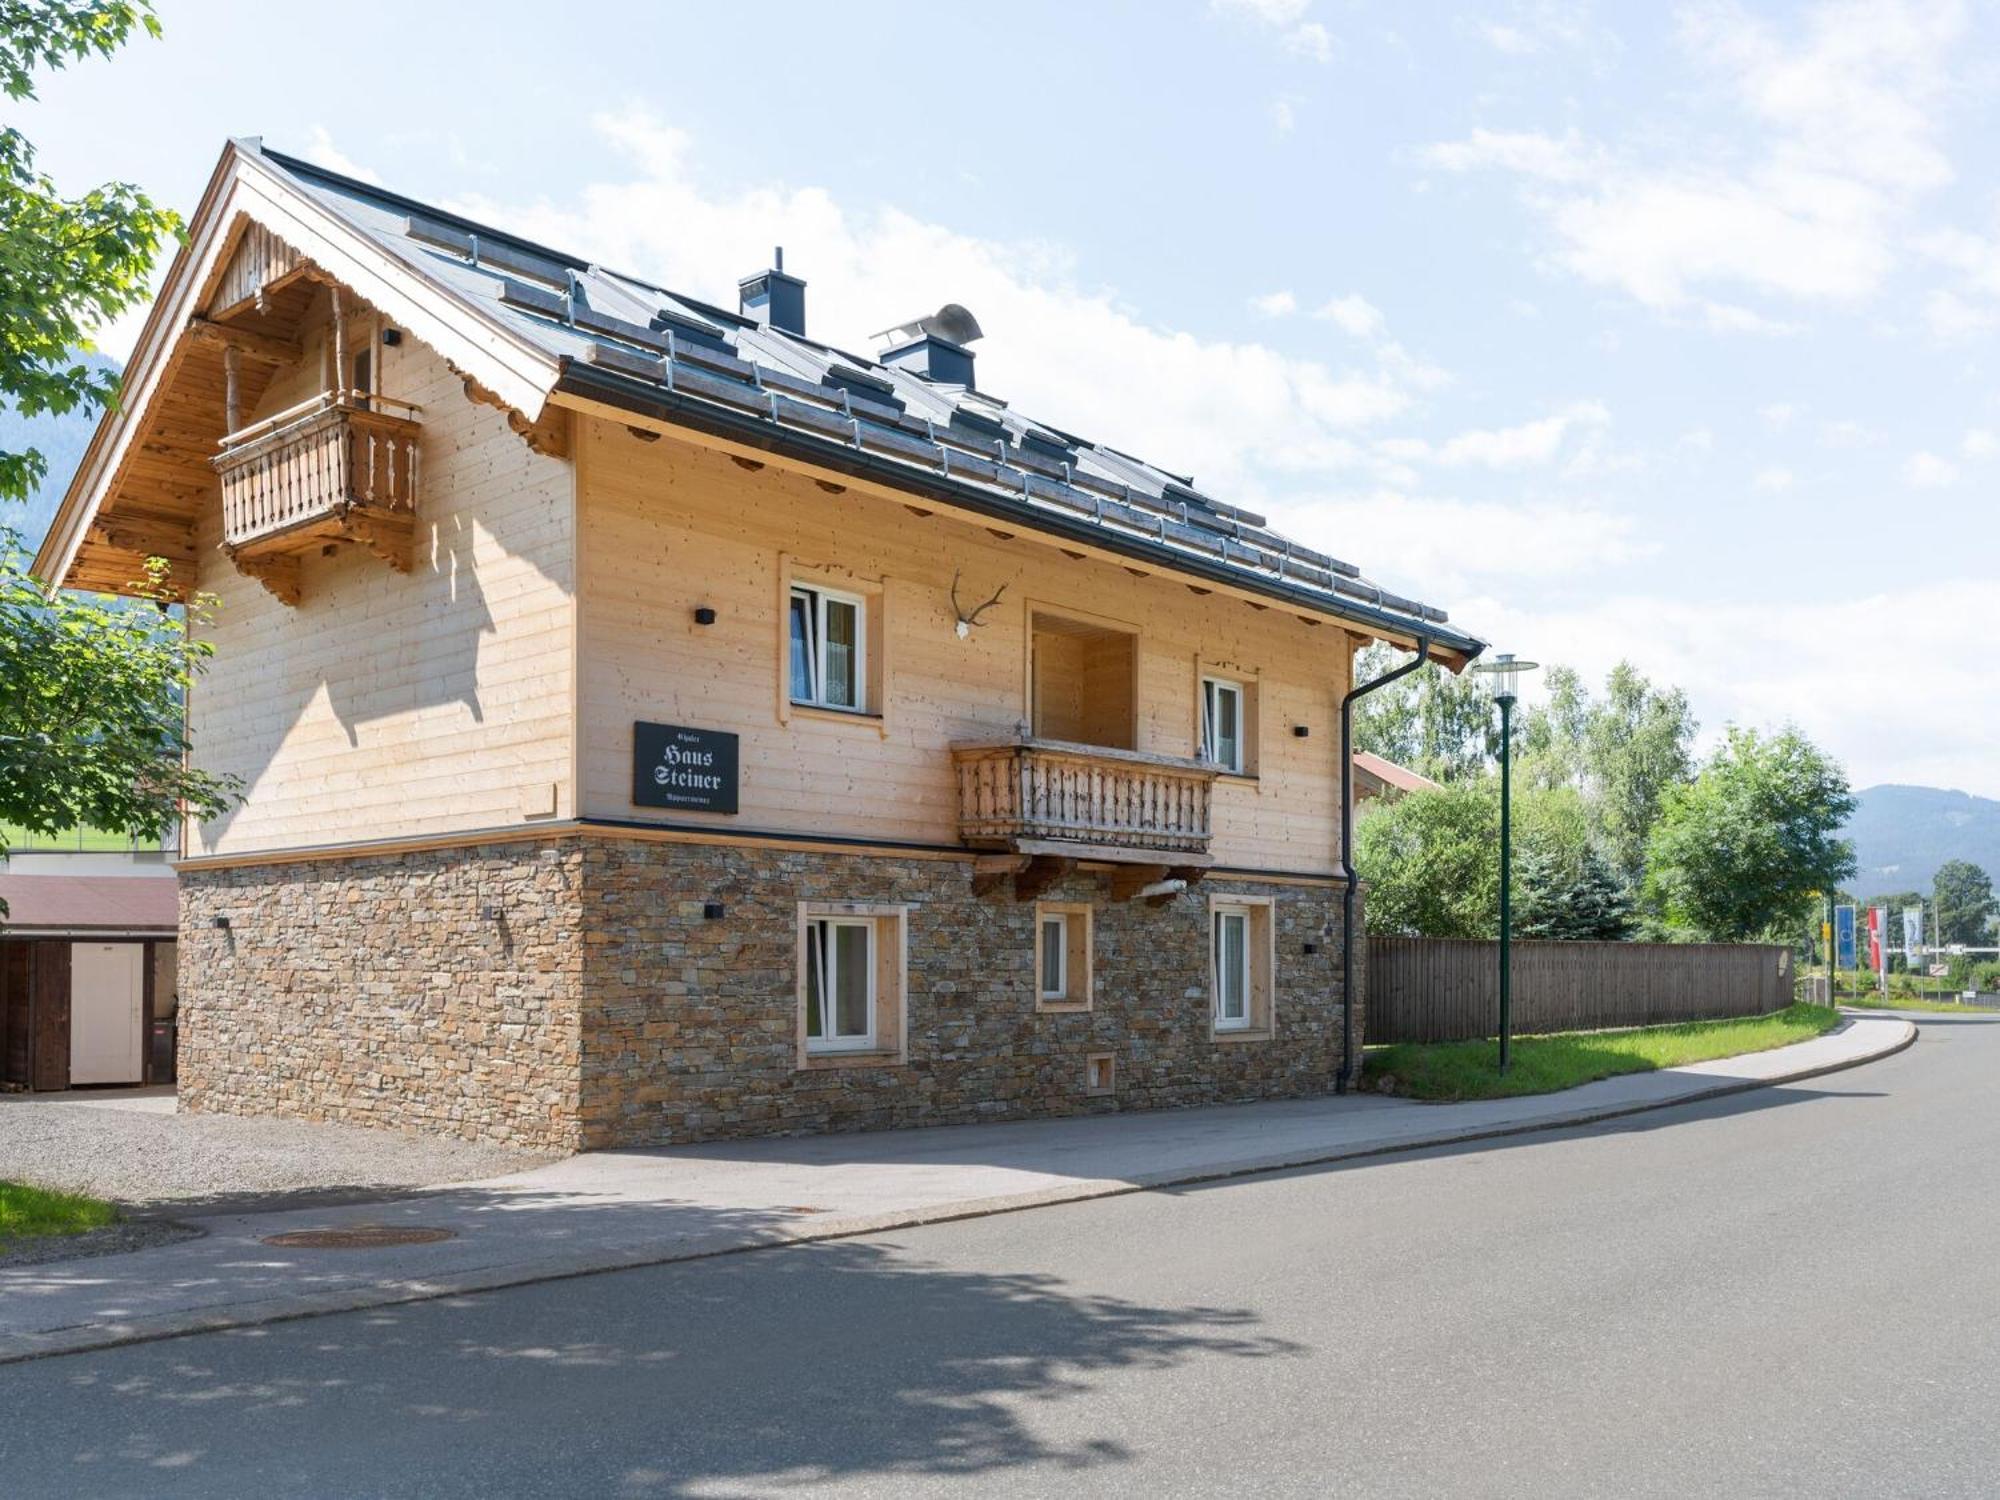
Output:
top-left (0, 874), bottom-right (178, 935)
top-left (1353, 751), bottom-right (1443, 798)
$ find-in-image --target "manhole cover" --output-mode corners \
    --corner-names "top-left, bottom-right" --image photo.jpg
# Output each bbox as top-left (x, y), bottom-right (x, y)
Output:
top-left (261, 1225), bottom-right (457, 1249)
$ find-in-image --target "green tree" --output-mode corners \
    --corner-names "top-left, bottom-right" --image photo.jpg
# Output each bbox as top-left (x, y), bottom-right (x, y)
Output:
top-left (1, 1), bottom-right (175, 504)
top-left (1518, 660), bottom-right (1696, 892)
top-left (1932, 860), bottom-right (1996, 948)
top-left (1644, 727), bottom-right (1857, 942)
top-left (1509, 782), bottom-right (1634, 940)
top-left (1586, 664), bottom-right (1697, 889)
top-left (1351, 643), bottom-right (1494, 784)
top-left (1513, 840), bottom-right (1634, 941)
top-left (1354, 779), bottom-right (1499, 938)
top-left (1, 533), bottom-right (238, 881)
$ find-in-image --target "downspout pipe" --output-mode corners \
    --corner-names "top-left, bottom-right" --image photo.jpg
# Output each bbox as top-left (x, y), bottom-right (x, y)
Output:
top-left (1336, 637), bottom-right (1431, 1093)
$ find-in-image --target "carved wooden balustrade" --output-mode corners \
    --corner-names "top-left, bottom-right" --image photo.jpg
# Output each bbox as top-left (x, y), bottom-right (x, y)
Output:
top-left (211, 394), bottom-right (421, 603)
top-left (952, 738), bottom-right (1218, 867)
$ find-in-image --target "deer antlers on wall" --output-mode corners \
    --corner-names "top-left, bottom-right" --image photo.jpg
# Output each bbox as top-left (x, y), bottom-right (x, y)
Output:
top-left (950, 571), bottom-right (1007, 639)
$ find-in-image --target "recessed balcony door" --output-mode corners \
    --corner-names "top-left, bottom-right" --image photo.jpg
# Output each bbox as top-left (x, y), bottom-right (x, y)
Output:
top-left (1030, 612), bottom-right (1136, 751)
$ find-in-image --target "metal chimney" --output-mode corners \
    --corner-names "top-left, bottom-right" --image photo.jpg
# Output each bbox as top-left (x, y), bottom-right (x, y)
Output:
top-left (739, 247), bottom-right (806, 337)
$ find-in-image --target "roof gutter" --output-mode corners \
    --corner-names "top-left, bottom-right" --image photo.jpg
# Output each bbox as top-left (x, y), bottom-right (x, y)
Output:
top-left (555, 360), bottom-right (1486, 662)
top-left (1336, 636), bottom-right (1431, 1093)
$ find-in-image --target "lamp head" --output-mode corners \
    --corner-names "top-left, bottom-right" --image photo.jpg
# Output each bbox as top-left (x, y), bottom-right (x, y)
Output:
top-left (1471, 651), bottom-right (1539, 706)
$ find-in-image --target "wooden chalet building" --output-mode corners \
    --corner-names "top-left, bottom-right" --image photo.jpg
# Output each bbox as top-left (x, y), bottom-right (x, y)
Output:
top-left (35, 140), bottom-right (1483, 1149)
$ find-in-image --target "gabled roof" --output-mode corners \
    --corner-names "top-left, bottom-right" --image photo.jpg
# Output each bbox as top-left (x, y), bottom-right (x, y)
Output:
top-left (0, 873), bottom-right (177, 935)
top-left (37, 139), bottom-right (1484, 665)
top-left (1352, 750), bottom-right (1443, 799)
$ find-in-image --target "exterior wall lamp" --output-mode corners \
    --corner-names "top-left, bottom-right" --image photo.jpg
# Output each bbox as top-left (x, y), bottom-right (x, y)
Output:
top-left (1470, 651), bottom-right (1539, 1073)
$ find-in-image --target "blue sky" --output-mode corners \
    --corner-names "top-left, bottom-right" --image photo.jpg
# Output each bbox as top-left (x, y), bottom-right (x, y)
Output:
top-left (21, 0), bottom-right (2000, 793)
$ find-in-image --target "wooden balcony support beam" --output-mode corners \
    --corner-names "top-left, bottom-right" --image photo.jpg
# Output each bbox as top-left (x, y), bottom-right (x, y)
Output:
top-left (85, 518), bottom-right (198, 565)
top-left (1013, 855), bottom-right (1076, 903)
top-left (186, 316), bottom-right (304, 366)
top-left (229, 550), bottom-right (300, 606)
top-left (971, 853), bottom-right (1031, 898)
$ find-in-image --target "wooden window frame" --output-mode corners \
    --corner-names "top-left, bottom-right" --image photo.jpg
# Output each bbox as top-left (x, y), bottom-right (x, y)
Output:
top-left (796, 902), bottom-right (908, 1069)
top-left (1201, 675), bottom-right (1247, 775)
top-left (789, 582), bottom-right (869, 713)
top-left (776, 557), bottom-right (888, 736)
top-left (1194, 659), bottom-right (1260, 779)
top-left (1034, 900), bottom-right (1094, 1012)
top-left (1208, 894), bottom-right (1276, 1041)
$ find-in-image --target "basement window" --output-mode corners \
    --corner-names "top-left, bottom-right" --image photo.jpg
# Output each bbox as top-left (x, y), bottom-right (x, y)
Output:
top-left (1035, 902), bottom-right (1093, 1011)
top-left (1210, 896), bottom-right (1275, 1040)
top-left (798, 903), bottom-right (906, 1067)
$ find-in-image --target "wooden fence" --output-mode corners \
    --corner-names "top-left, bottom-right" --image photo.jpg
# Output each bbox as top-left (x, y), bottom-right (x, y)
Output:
top-left (1365, 936), bottom-right (1796, 1044)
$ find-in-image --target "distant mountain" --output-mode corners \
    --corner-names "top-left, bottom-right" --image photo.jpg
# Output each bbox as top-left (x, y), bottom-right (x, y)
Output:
top-left (0, 354), bottom-right (120, 555)
top-left (1846, 784), bottom-right (2000, 898)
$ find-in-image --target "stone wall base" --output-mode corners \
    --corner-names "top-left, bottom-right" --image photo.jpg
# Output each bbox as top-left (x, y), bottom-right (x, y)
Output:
top-left (179, 835), bottom-right (1361, 1151)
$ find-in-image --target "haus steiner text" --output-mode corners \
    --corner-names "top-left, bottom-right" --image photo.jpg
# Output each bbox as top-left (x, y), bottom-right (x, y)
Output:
top-left (35, 140), bottom-right (1484, 1150)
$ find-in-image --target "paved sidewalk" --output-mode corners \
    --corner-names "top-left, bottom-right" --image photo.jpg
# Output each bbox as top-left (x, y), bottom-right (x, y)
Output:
top-left (0, 1016), bottom-right (1915, 1363)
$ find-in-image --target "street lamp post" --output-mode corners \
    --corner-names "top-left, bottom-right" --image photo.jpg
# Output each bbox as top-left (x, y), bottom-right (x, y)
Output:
top-left (1472, 652), bottom-right (1538, 1073)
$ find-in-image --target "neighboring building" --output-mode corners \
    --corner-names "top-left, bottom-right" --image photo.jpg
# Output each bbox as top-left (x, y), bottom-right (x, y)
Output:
top-left (1352, 750), bottom-right (1443, 807)
top-left (0, 835), bottom-right (180, 1091)
top-left (34, 140), bottom-right (1482, 1150)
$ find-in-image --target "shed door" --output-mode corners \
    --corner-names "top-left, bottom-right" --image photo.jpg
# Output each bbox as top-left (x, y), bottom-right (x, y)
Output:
top-left (69, 943), bottom-right (144, 1086)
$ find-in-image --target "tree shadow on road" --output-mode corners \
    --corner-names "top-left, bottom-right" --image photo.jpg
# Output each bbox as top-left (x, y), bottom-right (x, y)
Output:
top-left (8, 1227), bottom-right (1303, 1498)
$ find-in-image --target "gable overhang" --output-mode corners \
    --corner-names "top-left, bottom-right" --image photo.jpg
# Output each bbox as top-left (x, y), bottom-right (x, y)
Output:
top-left (32, 139), bottom-right (562, 594)
top-left (552, 362), bottom-right (1484, 671)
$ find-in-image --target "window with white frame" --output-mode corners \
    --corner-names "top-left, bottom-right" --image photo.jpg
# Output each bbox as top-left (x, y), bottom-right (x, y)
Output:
top-left (1212, 905), bottom-right (1253, 1030)
top-left (790, 584), bottom-right (866, 711)
top-left (1033, 901), bottom-right (1092, 1010)
top-left (1039, 913), bottom-right (1068, 1000)
top-left (803, 916), bottom-right (876, 1051)
top-left (1201, 676), bottom-right (1245, 774)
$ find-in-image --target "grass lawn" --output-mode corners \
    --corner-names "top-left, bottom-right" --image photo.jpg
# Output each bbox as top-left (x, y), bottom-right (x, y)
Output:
top-left (0, 1181), bottom-right (117, 1245)
top-left (1840, 994), bottom-right (1997, 1015)
top-left (1364, 1003), bottom-right (1844, 1103)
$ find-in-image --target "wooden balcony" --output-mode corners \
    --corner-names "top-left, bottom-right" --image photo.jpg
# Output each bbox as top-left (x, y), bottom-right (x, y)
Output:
top-left (953, 738), bottom-right (1217, 897)
top-left (212, 394), bottom-right (421, 603)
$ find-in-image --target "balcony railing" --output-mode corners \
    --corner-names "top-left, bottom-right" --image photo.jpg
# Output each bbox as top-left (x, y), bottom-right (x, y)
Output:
top-left (952, 738), bottom-right (1218, 862)
top-left (214, 394), bottom-right (421, 548)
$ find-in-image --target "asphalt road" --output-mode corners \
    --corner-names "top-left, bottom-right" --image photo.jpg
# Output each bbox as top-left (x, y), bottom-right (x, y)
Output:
top-left (6, 1018), bottom-right (1998, 1499)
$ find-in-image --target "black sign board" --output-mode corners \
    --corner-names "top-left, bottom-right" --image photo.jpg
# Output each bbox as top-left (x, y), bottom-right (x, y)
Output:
top-left (633, 722), bottom-right (739, 814)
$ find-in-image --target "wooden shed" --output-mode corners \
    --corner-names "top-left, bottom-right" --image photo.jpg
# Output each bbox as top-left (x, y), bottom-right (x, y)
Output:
top-left (0, 875), bottom-right (180, 1091)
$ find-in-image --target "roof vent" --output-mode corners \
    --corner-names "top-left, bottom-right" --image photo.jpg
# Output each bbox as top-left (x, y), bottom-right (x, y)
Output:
top-left (874, 303), bottom-right (983, 389)
top-left (739, 247), bottom-right (806, 337)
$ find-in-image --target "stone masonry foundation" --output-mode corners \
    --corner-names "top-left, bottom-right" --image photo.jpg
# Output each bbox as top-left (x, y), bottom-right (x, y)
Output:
top-left (179, 835), bottom-right (1362, 1151)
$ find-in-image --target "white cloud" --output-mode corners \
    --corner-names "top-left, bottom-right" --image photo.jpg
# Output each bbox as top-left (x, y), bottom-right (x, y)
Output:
top-left (446, 111), bottom-right (1446, 505)
top-left (1470, 0), bottom-right (1614, 59)
top-left (1904, 450), bottom-right (1960, 487)
top-left (1760, 401), bottom-right (1802, 429)
top-left (1312, 293), bottom-right (1387, 339)
top-left (1211, 0), bottom-right (1334, 62)
top-left (1820, 418), bottom-right (1873, 447)
top-left (1921, 287), bottom-right (2000, 341)
top-left (1268, 97), bottom-right (1298, 135)
top-left (1424, 1), bottom-right (1965, 320)
top-left (1212, 0), bottom-right (1309, 22)
top-left (1462, 579), bottom-right (2000, 794)
top-left (1249, 289), bottom-right (1298, 317)
top-left (1421, 128), bottom-right (1606, 185)
top-left (1963, 428), bottom-right (1998, 459)
top-left (1439, 401), bottom-right (1611, 469)
top-left (1752, 465), bottom-right (1796, 492)
top-left (1277, 491), bottom-right (1652, 596)
top-left (1286, 21), bottom-right (1334, 62)
top-left (302, 124), bottom-right (382, 185)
